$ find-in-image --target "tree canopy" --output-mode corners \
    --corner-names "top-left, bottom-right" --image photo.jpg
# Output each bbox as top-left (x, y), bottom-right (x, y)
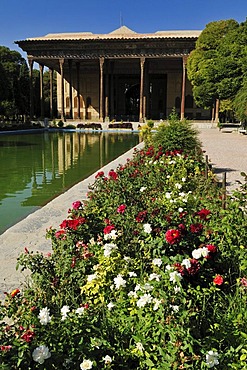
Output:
top-left (187, 18), bottom-right (247, 122)
top-left (0, 46), bottom-right (29, 120)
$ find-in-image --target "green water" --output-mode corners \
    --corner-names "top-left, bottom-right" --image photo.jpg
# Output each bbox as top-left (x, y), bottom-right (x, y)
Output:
top-left (0, 131), bottom-right (140, 234)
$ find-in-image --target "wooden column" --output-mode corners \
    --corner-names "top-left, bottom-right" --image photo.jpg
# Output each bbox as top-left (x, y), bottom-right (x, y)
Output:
top-left (105, 60), bottom-right (109, 119)
top-left (110, 61), bottom-right (115, 119)
top-left (180, 56), bottom-right (187, 120)
top-left (59, 58), bottom-right (65, 121)
top-left (99, 57), bottom-right (104, 121)
top-left (76, 62), bottom-right (81, 119)
top-left (39, 64), bottom-right (44, 119)
top-left (28, 57), bottom-right (34, 120)
top-left (49, 68), bottom-right (54, 119)
top-left (68, 60), bottom-right (73, 119)
top-left (139, 57), bottom-right (145, 123)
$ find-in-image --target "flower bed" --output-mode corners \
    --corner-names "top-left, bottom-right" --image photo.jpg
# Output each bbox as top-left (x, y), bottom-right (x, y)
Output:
top-left (0, 118), bottom-right (247, 369)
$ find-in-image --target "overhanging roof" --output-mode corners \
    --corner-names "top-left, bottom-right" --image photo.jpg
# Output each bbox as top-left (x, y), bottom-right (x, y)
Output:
top-left (16, 26), bottom-right (201, 43)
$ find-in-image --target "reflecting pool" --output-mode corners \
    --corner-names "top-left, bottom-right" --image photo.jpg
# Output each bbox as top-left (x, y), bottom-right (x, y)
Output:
top-left (0, 131), bottom-right (140, 234)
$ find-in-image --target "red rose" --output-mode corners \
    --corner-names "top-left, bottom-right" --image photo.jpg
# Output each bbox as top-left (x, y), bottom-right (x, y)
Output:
top-left (95, 171), bottom-right (104, 178)
top-left (190, 223), bottom-right (203, 234)
top-left (213, 275), bottom-right (224, 285)
top-left (21, 330), bottom-right (35, 343)
top-left (135, 210), bottom-right (148, 223)
top-left (108, 170), bottom-right (118, 180)
top-left (165, 229), bottom-right (181, 245)
top-left (196, 208), bottom-right (211, 220)
top-left (187, 259), bottom-right (201, 276)
top-left (72, 201), bottom-right (82, 210)
top-left (206, 244), bottom-right (217, 254)
top-left (103, 225), bottom-right (115, 234)
top-left (117, 204), bottom-right (126, 214)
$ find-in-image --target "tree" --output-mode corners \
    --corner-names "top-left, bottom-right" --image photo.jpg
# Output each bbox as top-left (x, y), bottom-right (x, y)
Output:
top-left (0, 46), bottom-right (29, 120)
top-left (187, 19), bottom-right (244, 119)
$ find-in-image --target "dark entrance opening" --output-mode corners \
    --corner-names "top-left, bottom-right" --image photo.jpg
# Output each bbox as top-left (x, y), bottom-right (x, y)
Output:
top-left (125, 83), bottom-right (140, 121)
top-left (149, 74), bottom-right (167, 120)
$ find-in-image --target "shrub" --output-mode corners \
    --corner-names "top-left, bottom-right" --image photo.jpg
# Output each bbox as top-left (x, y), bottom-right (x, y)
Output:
top-left (57, 120), bottom-right (64, 128)
top-left (153, 110), bottom-right (201, 154)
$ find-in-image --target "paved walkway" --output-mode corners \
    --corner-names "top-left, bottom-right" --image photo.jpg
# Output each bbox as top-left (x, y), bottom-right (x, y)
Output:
top-left (198, 127), bottom-right (247, 192)
top-left (0, 127), bottom-right (246, 299)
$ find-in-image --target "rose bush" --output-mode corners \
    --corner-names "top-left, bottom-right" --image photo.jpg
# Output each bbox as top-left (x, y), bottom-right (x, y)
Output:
top-left (0, 118), bottom-right (246, 369)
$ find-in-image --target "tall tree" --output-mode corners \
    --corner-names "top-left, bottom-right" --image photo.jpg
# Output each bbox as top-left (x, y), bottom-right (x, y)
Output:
top-left (187, 20), bottom-right (241, 112)
top-left (0, 46), bottom-right (29, 120)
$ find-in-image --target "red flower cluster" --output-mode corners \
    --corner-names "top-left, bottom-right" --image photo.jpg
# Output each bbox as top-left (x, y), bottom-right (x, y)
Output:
top-left (213, 275), bottom-right (224, 285)
top-left (72, 200), bottom-right (82, 210)
top-left (60, 217), bottom-right (86, 230)
top-left (0, 345), bottom-right (12, 351)
top-left (117, 204), bottom-right (127, 214)
top-left (145, 146), bottom-right (155, 157)
top-left (186, 259), bottom-right (201, 276)
top-left (103, 225), bottom-right (115, 234)
top-left (174, 259), bottom-right (201, 276)
top-left (196, 208), bottom-right (211, 220)
top-left (190, 223), bottom-right (203, 234)
top-left (21, 329), bottom-right (35, 343)
top-left (135, 210), bottom-right (148, 223)
top-left (165, 229), bottom-right (181, 245)
top-left (55, 230), bottom-right (66, 239)
top-left (240, 277), bottom-right (247, 287)
top-left (108, 170), bottom-right (118, 180)
top-left (95, 171), bottom-right (104, 178)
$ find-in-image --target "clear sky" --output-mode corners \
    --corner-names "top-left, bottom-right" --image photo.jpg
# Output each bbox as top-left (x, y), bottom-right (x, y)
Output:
top-left (1, 0), bottom-right (246, 59)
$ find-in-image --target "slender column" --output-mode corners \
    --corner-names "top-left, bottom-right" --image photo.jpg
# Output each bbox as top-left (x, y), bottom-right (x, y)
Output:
top-left (99, 57), bottom-right (105, 121)
top-left (105, 60), bottom-right (109, 119)
top-left (59, 58), bottom-right (65, 121)
top-left (28, 57), bottom-right (34, 120)
top-left (110, 61), bottom-right (114, 119)
top-left (39, 64), bottom-right (44, 119)
top-left (139, 57), bottom-right (145, 123)
top-left (49, 68), bottom-right (54, 119)
top-left (76, 62), bottom-right (81, 119)
top-left (68, 60), bottom-right (73, 119)
top-left (180, 56), bottom-right (187, 120)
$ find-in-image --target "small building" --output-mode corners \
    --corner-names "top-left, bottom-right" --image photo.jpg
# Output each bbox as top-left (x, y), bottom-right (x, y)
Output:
top-left (15, 26), bottom-right (211, 122)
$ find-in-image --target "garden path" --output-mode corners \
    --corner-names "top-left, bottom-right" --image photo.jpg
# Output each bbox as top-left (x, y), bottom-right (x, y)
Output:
top-left (198, 127), bottom-right (247, 192)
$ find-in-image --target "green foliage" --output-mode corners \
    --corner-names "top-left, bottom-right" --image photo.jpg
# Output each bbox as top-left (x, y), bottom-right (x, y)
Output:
top-left (187, 18), bottom-right (246, 115)
top-left (57, 120), bottom-right (64, 128)
top-left (0, 126), bottom-right (246, 369)
top-left (0, 46), bottom-right (29, 119)
top-left (152, 111), bottom-right (201, 154)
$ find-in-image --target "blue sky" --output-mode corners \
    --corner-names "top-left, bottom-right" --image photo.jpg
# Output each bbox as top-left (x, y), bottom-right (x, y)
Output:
top-left (1, 0), bottom-right (246, 58)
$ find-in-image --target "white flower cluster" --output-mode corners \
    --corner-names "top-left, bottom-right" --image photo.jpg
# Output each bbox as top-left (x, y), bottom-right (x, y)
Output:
top-left (103, 242), bottom-right (118, 257)
top-left (206, 350), bottom-right (219, 368)
top-left (104, 229), bottom-right (118, 240)
top-left (32, 345), bottom-right (51, 364)
top-left (192, 246), bottom-right (209, 259)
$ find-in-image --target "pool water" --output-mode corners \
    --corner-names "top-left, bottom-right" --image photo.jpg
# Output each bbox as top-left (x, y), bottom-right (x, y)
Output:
top-left (0, 131), bottom-right (140, 234)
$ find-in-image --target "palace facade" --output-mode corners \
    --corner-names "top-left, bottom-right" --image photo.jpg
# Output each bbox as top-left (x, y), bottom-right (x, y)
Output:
top-left (16, 26), bottom-right (211, 122)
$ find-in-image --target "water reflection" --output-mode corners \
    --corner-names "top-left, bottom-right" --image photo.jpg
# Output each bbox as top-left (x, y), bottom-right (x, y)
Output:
top-left (0, 131), bottom-right (140, 233)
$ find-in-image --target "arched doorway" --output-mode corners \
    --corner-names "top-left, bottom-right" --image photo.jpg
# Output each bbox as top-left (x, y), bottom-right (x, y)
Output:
top-left (125, 83), bottom-right (140, 121)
